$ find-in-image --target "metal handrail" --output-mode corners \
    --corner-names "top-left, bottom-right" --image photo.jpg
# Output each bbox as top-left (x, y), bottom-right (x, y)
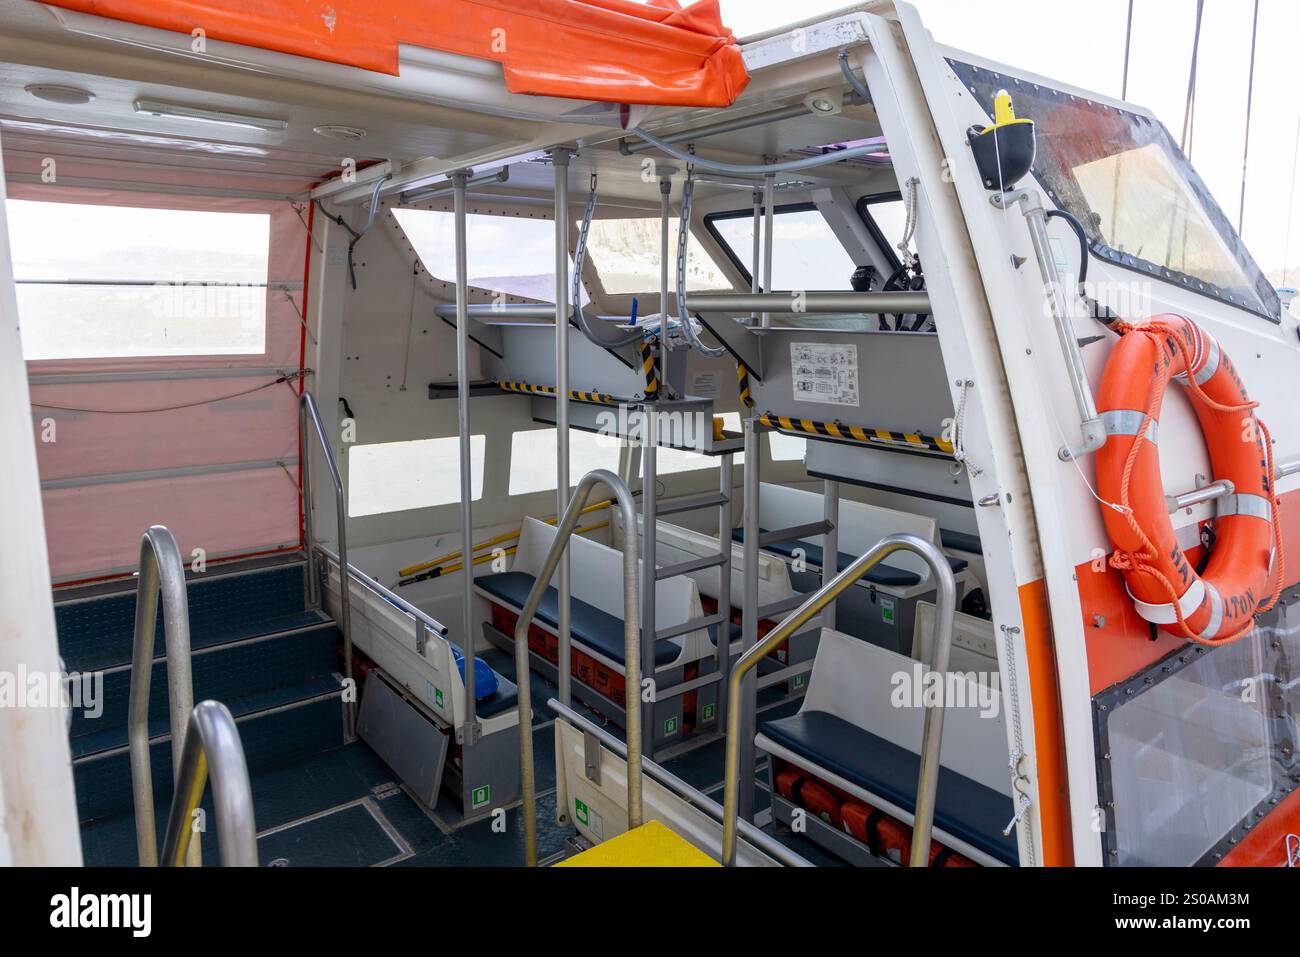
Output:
top-left (300, 391), bottom-right (355, 738)
top-left (127, 525), bottom-right (199, 868)
top-left (548, 699), bottom-right (812, 867)
top-left (721, 532), bottom-right (958, 867)
top-left (159, 700), bottom-right (258, 867)
top-left (992, 187), bottom-right (1106, 462)
top-left (313, 543), bottom-right (450, 649)
top-left (513, 469), bottom-right (642, 866)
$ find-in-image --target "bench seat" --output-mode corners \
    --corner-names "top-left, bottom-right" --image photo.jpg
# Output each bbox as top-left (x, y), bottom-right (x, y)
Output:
top-left (467, 669), bottom-right (519, 719)
top-left (939, 528), bottom-right (981, 554)
top-left (759, 709), bottom-right (1017, 866)
top-left (477, 570), bottom-right (683, 667)
top-left (731, 528), bottom-right (967, 586)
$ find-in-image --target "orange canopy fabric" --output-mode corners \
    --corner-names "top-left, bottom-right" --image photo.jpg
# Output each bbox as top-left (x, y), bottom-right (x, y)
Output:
top-left (44, 0), bottom-right (750, 106)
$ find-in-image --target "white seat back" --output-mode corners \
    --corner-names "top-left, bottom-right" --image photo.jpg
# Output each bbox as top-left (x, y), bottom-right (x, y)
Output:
top-left (801, 628), bottom-right (1010, 795)
top-left (759, 483), bottom-right (940, 581)
top-left (510, 517), bottom-right (709, 662)
top-left (619, 513), bottom-right (795, 609)
top-left (912, 601), bottom-right (999, 677)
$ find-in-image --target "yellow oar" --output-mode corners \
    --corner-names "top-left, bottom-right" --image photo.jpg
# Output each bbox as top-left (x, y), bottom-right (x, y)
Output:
top-left (397, 520), bottom-right (609, 587)
top-left (397, 499), bottom-right (615, 578)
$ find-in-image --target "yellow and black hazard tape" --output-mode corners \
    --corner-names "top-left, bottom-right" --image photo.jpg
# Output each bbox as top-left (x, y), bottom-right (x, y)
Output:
top-left (757, 412), bottom-right (954, 455)
top-left (640, 340), bottom-right (659, 400)
top-left (497, 380), bottom-right (622, 406)
top-left (737, 362), bottom-right (754, 409)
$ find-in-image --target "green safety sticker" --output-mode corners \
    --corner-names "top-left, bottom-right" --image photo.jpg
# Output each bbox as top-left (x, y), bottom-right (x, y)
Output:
top-left (881, 598), bottom-right (896, 625)
top-left (702, 703), bottom-right (716, 722)
top-left (434, 687), bottom-right (445, 708)
top-left (471, 785), bottom-right (491, 809)
top-left (575, 798), bottom-right (590, 827)
top-left (664, 716), bottom-right (679, 736)
top-left (793, 673), bottom-right (807, 688)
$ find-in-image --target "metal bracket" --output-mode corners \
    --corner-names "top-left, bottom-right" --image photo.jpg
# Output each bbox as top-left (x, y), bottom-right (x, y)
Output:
top-left (414, 618), bottom-right (428, 657)
top-left (456, 719), bottom-right (482, 748)
top-left (582, 730), bottom-right (602, 785)
top-left (991, 188), bottom-right (1106, 462)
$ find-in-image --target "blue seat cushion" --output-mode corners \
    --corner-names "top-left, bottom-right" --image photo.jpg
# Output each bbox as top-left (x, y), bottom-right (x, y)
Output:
top-left (731, 528), bottom-right (966, 584)
top-left (477, 571), bottom-right (682, 667)
top-left (473, 672), bottom-right (519, 719)
top-left (940, 528), bottom-right (982, 554)
top-left (759, 709), bottom-right (1017, 866)
top-left (708, 621), bottom-right (744, 647)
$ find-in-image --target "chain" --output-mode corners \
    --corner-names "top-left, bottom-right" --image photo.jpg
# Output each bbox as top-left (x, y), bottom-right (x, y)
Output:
top-left (898, 175), bottom-right (920, 266)
top-left (999, 623), bottom-right (1036, 865)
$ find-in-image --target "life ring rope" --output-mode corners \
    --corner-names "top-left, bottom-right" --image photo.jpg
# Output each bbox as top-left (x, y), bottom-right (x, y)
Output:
top-left (1105, 318), bottom-right (1285, 646)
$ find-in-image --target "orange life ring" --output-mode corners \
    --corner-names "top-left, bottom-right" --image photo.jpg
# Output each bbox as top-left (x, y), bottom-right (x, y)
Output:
top-left (1095, 314), bottom-right (1283, 645)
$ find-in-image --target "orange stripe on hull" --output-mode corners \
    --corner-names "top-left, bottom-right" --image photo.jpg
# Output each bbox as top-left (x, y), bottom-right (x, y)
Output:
top-left (1018, 579), bottom-right (1074, 866)
top-left (1218, 787), bottom-right (1300, 866)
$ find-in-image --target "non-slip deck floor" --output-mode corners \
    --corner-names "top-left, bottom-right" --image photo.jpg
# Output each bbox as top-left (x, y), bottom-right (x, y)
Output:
top-left (69, 556), bottom-right (839, 867)
top-left (83, 646), bottom-right (839, 867)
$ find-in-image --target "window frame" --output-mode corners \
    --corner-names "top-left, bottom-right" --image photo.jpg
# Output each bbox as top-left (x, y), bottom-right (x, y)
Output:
top-left (854, 190), bottom-right (905, 274)
top-left (9, 199), bottom-right (274, 362)
top-left (346, 433), bottom-right (487, 518)
top-left (704, 201), bottom-right (830, 291)
top-left (948, 57), bottom-right (1280, 324)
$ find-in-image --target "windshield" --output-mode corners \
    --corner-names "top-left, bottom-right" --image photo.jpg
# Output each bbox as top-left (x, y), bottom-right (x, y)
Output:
top-left (950, 59), bottom-right (1279, 321)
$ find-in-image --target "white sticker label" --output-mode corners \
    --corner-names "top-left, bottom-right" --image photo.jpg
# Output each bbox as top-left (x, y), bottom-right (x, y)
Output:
top-left (1049, 235), bottom-right (1071, 280)
top-left (690, 371), bottom-right (721, 398)
top-left (790, 342), bottom-right (859, 406)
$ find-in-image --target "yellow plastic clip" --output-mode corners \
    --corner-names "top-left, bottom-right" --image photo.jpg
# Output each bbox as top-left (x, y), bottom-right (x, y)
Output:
top-left (991, 89), bottom-right (1032, 128)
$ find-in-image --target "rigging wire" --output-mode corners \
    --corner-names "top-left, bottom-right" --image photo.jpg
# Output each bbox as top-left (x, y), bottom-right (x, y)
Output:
top-left (1180, 0), bottom-right (1205, 158)
top-left (30, 370), bottom-right (309, 415)
top-left (1238, 0), bottom-right (1260, 234)
top-left (1284, 115), bottom-right (1300, 288)
top-left (1120, 0), bottom-right (1134, 99)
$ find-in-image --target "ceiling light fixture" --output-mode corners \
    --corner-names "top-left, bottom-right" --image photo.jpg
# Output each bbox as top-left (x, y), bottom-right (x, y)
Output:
top-left (25, 84), bottom-right (94, 105)
top-left (133, 98), bottom-right (288, 132)
top-left (803, 89), bottom-right (843, 116)
top-left (313, 124), bottom-right (367, 141)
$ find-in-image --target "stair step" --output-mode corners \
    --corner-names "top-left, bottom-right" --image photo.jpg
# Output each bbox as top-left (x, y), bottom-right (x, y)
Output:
top-left (74, 680), bottom-right (346, 824)
top-left (57, 562), bottom-right (307, 673)
top-left (68, 615), bottom-right (338, 743)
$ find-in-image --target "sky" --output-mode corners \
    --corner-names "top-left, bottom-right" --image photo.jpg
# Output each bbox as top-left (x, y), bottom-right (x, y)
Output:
top-left (712, 0), bottom-right (1300, 276)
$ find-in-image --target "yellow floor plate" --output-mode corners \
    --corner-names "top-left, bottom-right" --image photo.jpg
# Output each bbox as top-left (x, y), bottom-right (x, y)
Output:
top-left (555, 820), bottom-right (720, 867)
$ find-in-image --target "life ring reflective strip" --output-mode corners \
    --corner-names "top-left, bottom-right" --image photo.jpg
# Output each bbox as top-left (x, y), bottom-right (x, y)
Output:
top-left (1095, 314), bottom-right (1284, 645)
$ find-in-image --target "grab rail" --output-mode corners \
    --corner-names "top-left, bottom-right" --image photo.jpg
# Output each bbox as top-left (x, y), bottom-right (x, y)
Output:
top-left (513, 469), bottom-right (642, 866)
top-left (548, 699), bottom-right (812, 867)
top-left (720, 532), bottom-right (958, 867)
top-left (159, 700), bottom-right (258, 867)
top-left (300, 391), bottom-right (355, 737)
top-left (127, 525), bottom-right (199, 868)
top-left (992, 187), bottom-right (1106, 462)
top-left (313, 543), bottom-right (450, 655)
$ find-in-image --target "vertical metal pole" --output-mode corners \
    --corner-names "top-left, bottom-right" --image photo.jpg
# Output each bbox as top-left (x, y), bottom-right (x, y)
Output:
top-left (822, 479), bottom-right (839, 632)
top-left (334, 452), bottom-right (356, 741)
top-left (750, 189), bottom-right (761, 323)
top-left (640, 408), bottom-right (658, 759)
top-left (659, 176), bottom-right (672, 393)
top-left (452, 171), bottom-right (479, 743)
top-left (554, 149), bottom-right (573, 709)
top-left (761, 172), bottom-right (775, 329)
top-left (738, 416), bottom-right (760, 821)
top-left (715, 451), bottom-right (734, 726)
top-left (299, 401), bottom-right (318, 608)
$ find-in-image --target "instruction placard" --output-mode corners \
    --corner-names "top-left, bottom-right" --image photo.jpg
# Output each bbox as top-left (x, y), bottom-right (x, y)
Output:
top-left (790, 342), bottom-right (859, 406)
